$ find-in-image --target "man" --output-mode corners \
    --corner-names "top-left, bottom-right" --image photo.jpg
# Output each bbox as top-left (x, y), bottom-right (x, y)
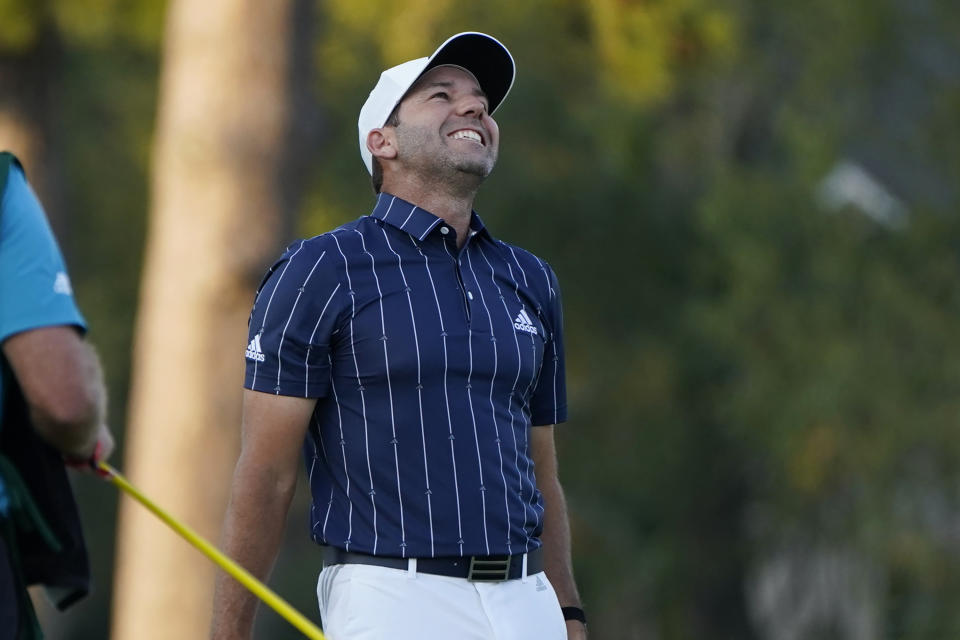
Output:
top-left (0, 152), bottom-right (114, 637)
top-left (212, 32), bottom-right (586, 639)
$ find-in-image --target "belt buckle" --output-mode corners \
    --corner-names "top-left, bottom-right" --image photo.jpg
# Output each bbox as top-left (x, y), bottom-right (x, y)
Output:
top-left (467, 555), bottom-right (511, 582)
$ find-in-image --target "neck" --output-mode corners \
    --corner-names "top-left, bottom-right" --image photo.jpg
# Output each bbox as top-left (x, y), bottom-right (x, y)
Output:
top-left (383, 174), bottom-right (479, 248)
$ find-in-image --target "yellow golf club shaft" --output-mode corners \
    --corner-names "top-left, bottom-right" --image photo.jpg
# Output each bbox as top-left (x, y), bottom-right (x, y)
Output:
top-left (97, 462), bottom-right (326, 640)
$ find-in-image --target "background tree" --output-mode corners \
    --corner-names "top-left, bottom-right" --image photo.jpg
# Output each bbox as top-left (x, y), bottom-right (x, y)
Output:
top-left (109, 0), bottom-right (317, 638)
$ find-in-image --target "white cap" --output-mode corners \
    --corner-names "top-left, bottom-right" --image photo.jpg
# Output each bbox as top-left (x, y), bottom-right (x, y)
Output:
top-left (358, 32), bottom-right (516, 174)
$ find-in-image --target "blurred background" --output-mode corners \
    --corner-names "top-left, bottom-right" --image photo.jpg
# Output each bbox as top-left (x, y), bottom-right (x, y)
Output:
top-left (3, 0), bottom-right (960, 638)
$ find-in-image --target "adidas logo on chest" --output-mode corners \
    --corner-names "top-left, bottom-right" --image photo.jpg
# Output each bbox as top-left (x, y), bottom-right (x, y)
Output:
top-left (513, 309), bottom-right (538, 336)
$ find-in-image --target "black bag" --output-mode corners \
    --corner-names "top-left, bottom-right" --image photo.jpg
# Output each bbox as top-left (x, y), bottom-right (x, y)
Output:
top-left (0, 364), bottom-right (92, 610)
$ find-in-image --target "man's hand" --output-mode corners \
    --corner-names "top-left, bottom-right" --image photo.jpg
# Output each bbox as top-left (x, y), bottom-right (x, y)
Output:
top-left (64, 423), bottom-right (115, 473)
top-left (93, 423), bottom-right (115, 461)
top-left (566, 620), bottom-right (588, 639)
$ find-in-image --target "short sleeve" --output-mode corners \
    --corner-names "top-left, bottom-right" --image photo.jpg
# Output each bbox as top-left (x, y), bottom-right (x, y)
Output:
top-left (528, 262), bottom-right (567, 425)
top-left (244, 237), bottom-right (346, 398)
top-left (0, 164), bottom-right (86, 343)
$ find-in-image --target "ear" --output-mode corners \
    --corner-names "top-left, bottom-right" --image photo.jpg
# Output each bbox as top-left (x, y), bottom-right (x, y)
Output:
top-left (367, 128), bottom-right (398, 163)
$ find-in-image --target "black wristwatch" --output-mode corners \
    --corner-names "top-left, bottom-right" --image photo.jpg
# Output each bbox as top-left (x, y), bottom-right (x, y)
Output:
top-left (561, 606), bottom-right (587, 625)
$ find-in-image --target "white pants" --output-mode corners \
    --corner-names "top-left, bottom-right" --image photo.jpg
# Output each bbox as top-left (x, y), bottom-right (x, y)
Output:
top-left (316, 562), bottom-right (567, 640)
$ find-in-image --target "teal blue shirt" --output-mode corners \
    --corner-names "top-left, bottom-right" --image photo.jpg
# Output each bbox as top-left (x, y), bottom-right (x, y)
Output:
top-left (0, 160), bottom-right (86, 514)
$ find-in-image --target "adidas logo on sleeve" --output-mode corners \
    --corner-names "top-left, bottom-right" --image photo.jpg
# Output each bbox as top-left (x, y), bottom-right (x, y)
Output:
top-left (513, 309), bottom-right (538, 336)
top-left (53, 272), bottom-right (73, 295)
top-left (245, 334), bottom-right (266, 362)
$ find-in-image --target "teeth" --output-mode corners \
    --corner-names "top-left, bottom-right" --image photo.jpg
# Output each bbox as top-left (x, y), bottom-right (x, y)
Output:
top-left (451, 130), bottom-right (483, 144)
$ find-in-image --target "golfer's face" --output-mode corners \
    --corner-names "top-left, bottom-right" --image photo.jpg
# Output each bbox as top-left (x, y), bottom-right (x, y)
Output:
top-left (394, 65), bottom-right (500, 179)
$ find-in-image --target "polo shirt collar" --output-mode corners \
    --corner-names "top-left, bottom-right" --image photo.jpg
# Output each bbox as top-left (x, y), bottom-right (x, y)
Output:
top-left (371, 192), bottom-right (491, 242)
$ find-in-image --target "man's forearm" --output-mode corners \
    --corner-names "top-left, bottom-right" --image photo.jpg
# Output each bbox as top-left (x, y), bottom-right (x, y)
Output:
top-left (5, 329), bottom-right (109, 458)
top-left (210, 456), bottom-right (297, 639)
top-left (538, 474), bottom-right (587, 638)
top-left (538, 474), bottom-right (581, 606)
top-left (530, 425), bottom-right (587, 637)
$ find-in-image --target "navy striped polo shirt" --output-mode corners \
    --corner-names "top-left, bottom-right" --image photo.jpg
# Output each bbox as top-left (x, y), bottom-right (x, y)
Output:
top-left (244, 192), bottom-right (567, 558)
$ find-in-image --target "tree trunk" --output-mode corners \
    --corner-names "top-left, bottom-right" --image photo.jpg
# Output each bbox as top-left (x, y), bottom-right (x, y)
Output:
top-left (111, 1), bottom-right (315, 637)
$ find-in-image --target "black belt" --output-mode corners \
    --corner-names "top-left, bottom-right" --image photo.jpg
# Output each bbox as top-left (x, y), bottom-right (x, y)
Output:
top-left (321, 546), bottom-right (543, 582)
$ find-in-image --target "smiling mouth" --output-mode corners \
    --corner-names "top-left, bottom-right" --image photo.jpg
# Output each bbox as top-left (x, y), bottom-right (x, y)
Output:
top-left (449, 129), bottom-right (485, 146)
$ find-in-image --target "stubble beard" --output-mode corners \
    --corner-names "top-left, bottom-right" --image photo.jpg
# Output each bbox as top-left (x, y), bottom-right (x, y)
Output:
top-left (396, 124), bottom-right (496, 190)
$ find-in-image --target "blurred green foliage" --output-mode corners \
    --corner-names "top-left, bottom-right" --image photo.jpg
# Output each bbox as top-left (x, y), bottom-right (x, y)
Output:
top-left (9, 0), bottom-right (960, 638)
top-left (0, 0), bottom-right (43, 51)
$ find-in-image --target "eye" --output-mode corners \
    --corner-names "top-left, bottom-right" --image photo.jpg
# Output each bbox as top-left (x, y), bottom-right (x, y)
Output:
top-left (430, 91), bottom-right (449, 100)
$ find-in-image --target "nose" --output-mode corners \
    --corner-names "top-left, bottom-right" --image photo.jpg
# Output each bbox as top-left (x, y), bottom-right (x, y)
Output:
top-left (458, 95), bottom-right (487, 118)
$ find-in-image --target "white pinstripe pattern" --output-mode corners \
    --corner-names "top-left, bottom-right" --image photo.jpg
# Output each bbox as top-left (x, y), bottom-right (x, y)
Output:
top-left (303, 288), bottom-right (340, 539)
top-left (382, 228), bottom-right (436, 556)
top-left (331, 231), bottom-right (379, 553)
top-left (353, 228), bottom-right (407, 555)
top-left (381, 196), bottom-right (397, 221)
top-left (476, 243), bottom-right (527, 551)
top-left (251, 240), bottom-right (306, 389)
top-left (307, 413), bottom-right (333, 539)
top-left (304, 282), bottom-right (341, 396)
top-left (505, 246), bottom-right (546, 397)
top-left (508, 246), bottom-right (549, 404)
top-left (534, 255), bottom-right (561, 425)
top-left (463, 248), bottom-right (513, 553)
top-left (400, 203), bottom-right (418, 229)
top-left (442, 241), bottom-right (490, 554)
top-left (321, 352), bottom-right (353, 547)
top-left (504, 246), bottom-right (546, 531)
top-left (276, 251), bottom-right (326, 389)
top-left (507, 245), bottom-right (530, 287)
top-left (417, 235), bottom-right (465, 554)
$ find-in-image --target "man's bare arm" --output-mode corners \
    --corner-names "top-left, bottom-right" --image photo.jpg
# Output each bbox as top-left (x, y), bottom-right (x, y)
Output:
top-left (210, 389), bottom-right (316, 640)
top-left (2, 325), bottom-right (113, 460)
top-left (531, 424), bottom-right (586, 639)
